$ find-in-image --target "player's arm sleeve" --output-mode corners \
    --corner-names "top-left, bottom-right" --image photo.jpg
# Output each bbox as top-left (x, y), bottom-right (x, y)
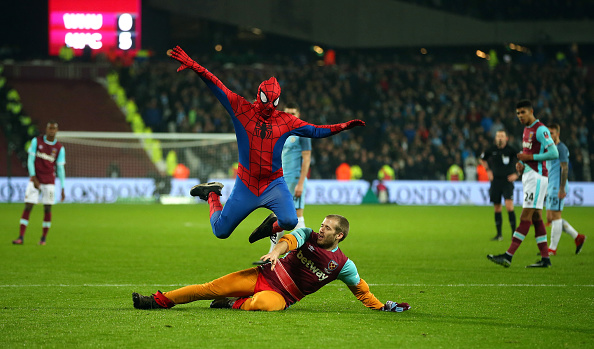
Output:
top-left (299, 137), bottom-right (312, 151)
top-left (27, 138), bottom-right (37, 176)
top-left (532, 126), bottom-right (558, 161)
top-left (284, 227), bottom-right (313, 249)
top-left (559, 145), bottom-right (569, 163)
top-left (339, 261), bottom-right (384, 310)
top-left (56, 148), bottom-right (66, 188)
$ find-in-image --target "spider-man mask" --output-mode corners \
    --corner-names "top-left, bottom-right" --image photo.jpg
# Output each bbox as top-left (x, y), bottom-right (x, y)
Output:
top-left (254, 77), bottom-right (281, 118)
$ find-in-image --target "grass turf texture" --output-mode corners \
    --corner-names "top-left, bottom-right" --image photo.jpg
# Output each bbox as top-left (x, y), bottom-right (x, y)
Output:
top-left (1, 203), bottom-right (592, 348)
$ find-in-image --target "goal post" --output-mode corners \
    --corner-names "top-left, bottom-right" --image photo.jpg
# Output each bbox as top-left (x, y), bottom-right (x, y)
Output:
top-left (57, 131), bottom-right (238, 182)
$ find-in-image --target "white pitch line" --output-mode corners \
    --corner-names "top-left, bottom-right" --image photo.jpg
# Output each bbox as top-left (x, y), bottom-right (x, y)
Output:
top-left (0, 284), bottom-right (592, 287)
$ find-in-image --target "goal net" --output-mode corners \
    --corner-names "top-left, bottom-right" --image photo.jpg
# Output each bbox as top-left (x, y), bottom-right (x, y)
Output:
top-left (58, 131), bottom-right (238, 181)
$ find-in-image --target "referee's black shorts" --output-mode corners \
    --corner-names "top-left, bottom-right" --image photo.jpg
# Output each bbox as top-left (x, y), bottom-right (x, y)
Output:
top-left (489, 178), bottom-right (514, 204)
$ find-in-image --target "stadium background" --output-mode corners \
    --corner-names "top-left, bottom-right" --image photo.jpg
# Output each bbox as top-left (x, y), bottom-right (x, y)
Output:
top-left (1, 0), bottom-right (593, 199)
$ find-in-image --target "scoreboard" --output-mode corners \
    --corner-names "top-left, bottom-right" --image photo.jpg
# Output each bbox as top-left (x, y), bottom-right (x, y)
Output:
top-left (49, 0), bottom-right (141, 56)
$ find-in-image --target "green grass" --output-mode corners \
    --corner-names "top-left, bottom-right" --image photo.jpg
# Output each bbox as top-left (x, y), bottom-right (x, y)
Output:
top-left (1, 203), bottom-right (593, 348)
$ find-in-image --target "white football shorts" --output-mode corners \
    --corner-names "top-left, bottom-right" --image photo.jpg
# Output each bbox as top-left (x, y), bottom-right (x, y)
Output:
top-left (522, 170), bottom-right (548, 209)
top-left (24, 181), bottom-right (56, 205)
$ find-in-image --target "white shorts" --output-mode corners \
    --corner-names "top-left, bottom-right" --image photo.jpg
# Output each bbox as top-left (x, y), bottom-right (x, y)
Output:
top-left (24, 181), bottom-right (56, 205)
top-left (522, 170), bottom-right (548, 209)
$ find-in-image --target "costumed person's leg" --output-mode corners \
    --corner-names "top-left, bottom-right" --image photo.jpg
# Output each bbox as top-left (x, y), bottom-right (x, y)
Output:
top-left (163, 268), bottom-right (259, 305)
top-left (268, 180), bottom-right (303, 253)
top-left (263, 178), bottom-right (297, 233)
top-left (234, 290), bottom-right (286, 311)
top-left (210, 178), bottom-right (258, 239)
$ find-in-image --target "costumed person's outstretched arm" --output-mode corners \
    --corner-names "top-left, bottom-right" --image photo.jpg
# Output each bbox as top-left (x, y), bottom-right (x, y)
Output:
top-left (288, 116), bottom-right (366, 139)
top-left (168, 46), bottom-right (242, 116)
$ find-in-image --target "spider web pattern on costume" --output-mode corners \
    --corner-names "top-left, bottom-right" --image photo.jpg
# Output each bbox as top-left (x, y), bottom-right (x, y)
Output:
top-left (236, 111), bottom-right (310, 196)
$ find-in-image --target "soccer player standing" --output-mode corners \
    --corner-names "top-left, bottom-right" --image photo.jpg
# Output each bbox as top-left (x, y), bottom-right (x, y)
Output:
top-left (167, 46), bottom-right (364, 242)
top-left (12, 121), bottom-right (66, 245)
top-left (254, 103), bottom-right (311, 264)
top-left (545, 123), bottom-right (586, 255)
top-left (480, 130), bottom-right (519, 241)
top-left (488, 100), bottom-right (558, 268)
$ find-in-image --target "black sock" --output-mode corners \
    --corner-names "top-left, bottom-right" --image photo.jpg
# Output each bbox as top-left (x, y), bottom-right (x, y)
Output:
top-left (508, 210), bottom-right (516, 235)
top-left (495, 212), bottom-right (502, 236)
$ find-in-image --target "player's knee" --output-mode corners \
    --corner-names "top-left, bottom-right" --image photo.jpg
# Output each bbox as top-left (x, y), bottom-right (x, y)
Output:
top-left (212, 229), bottom-right (232, 239)
top-left (278, 216), bottom-right (297, 231)
top-left (249, 296), bottom-right (284, 311)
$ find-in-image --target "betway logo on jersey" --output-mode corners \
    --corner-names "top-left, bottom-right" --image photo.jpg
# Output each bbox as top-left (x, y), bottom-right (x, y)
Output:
top-left (36, 151), bottom-right (56, 162)
top-left (296, 249), bottom-right (329, 281)
top-left (523, 141), bottom-right (532, 149)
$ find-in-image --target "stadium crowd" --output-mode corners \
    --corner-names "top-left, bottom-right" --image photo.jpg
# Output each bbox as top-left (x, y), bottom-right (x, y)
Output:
top-left (119, 48), bottom-right (593, 182)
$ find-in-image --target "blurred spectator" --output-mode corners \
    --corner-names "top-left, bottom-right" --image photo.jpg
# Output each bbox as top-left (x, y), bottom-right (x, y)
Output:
top-left (336, 162), bottom-right (351, 181)
top-left (142, 98), bottom-right (164, 132)
top-left (58, 44), bottom-right (74, 62)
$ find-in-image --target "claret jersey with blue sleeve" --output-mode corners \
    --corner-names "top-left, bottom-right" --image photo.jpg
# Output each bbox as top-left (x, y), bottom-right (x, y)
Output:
top-left (258, 227), bottom-right (359, 306)
top-left (521, 120), bottom-right (556, 176)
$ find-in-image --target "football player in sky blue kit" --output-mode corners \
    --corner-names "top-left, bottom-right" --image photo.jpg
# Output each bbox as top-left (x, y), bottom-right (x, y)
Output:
top-left (254, 103), bottom-right (312, 264)
top-left (488, 100), bottom-right (559, 268)
top-left (545, 123), bottom-right (586, 255)
top-left (132, 214), bottom-right (410, 313)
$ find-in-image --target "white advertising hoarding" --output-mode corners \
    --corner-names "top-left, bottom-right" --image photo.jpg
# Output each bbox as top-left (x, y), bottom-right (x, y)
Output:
top-left (2, 177), bottom-right (593, 206)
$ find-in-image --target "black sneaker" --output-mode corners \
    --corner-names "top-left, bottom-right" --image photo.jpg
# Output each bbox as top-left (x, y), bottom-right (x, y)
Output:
top-left (132, 292), bottom-right (164, 309)
top-left (190, 182), bottom-right (224, 201)
top-left (249, 213), bottom-right (277, 244)
top-left (491, 235), bottom-right (503, 241)
top-left (526, 258), bottom-right (551, 268)
top-left (487, 253), bottom-right (511, 268)
top-left (252, 260), bottom-right (268, 265)
top-left (209, 297), bottom-right (237, 309)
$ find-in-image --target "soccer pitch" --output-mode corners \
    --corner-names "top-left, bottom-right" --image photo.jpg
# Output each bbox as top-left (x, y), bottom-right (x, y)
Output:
top-left (1, 203), bottom-right (592, 348)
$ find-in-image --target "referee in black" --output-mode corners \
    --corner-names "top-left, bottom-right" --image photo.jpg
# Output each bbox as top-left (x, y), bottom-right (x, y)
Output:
top-left (480, 130), bottom-right (519, 241)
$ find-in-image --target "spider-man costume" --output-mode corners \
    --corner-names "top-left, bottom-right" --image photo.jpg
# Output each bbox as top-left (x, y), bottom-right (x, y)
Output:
top-left (170, 46), bottom-right (365, 239)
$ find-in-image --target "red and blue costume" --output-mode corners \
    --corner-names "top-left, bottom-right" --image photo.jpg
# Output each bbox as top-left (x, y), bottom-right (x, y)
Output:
top-left (170, 46), bottom-right (365, 239)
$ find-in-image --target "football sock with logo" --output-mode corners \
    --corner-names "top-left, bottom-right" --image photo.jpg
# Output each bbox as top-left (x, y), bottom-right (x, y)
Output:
top-left (549, 219), bottom-right (563, 250)
top-left (19, 210), bottom-right (31, 238)
top-left (494, 212), bottom-right (502, 236)
top-left (507, 220), bottom-right (531, 256)
top-left (508, 210), bottom-right (516, 235)
top-left (562, 219), bottom-right (579, 239)
top-left (41, 212), bottom-right (51, 241)
top-left (534, 219), bottom-right (549, 258)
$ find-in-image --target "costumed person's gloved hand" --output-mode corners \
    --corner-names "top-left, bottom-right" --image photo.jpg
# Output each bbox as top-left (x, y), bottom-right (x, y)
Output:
top-left (329, 119), bottom-right (366, 134)
top-left (168, 46), bottom-right (202, 73)
top-left (381, 300), bottom-right (411, 312)
top-left (343, 119), bottom-right (366, 130)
